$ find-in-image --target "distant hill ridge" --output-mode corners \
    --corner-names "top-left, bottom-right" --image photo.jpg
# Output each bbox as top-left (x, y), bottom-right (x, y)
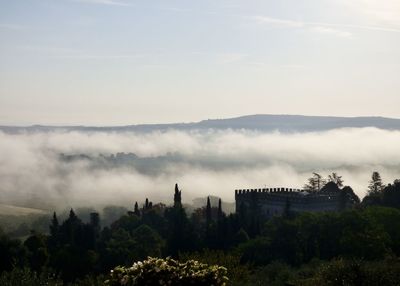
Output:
top-left (1, 114), bottom-right (400, 133)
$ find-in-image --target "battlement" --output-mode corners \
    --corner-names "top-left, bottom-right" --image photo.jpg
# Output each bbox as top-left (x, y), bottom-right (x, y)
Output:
top-left (235, 187), bottom-right (303, 196)
top-left (235, 186), bottom-right (347, 217)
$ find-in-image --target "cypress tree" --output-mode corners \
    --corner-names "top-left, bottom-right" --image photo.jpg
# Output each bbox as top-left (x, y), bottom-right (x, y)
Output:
top-left (174, 183), bottom-right (182, 207)
top-left (218, 198), bottom-right (223, 219)
top-left (134, 201), bottom-right (140, 216)
top-left (206, 196), bottom-right (212, 225)
top-left (69, 208), bottom-right (77, 220)
top-left (50, 211), bottom-right (59, 236)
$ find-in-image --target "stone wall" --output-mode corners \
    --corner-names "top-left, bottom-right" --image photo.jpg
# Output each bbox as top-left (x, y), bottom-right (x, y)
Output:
top-left (235, 187), bottom-right (342, 217)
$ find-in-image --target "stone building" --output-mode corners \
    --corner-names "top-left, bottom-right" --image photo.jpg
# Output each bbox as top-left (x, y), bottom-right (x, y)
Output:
top-left (235, 182), bottom-right (356, 218)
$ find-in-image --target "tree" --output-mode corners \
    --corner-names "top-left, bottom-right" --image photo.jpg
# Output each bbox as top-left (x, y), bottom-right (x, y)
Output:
top-left (174, 183), bottom-right (182, 207)
top-left (367, 172), bottom-right (385, 195)
top-left (164, 206), bottom-right (196, 256)
top-left (206, 197), bottom-right (212, 225)
top-left (24, 232), bottom-right (49, 272)
top-left (304, 173), bottom-right (326, 192)
top-left (218, 198), bottom-right (223, 220)
top-left (165, 186), bottom-right (197, 256)
top-left (102, 228), bottom-right (137, 267)
top-left (49, 212), bottom-right (59, 237)
top-left (328, 173), bottom-right (344, 188)
top-left (0, 229), bottom-right (26, 272)
top-left (133, 202), bottom-right (140, 216)
top-left (232, 228), bottom-right (249, 246)
top-left (382, 180), bottom-right (400, 209)
top-left (131, 225), bottom-right (164, 260)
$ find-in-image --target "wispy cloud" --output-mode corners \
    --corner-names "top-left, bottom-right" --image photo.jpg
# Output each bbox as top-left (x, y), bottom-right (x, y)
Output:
top-left (341, 0), bottom-right (400, 27)
top-left (309, 21), bottom-right (400, 33)
top-left (0, 24), bottom-right (30, 30)
top-left (71, 0), bottom-right (134, 7)
top-left (280, 64), bottom-right (307, 69)
top-left (18, 45), bottom-right (82, 54)
top-left (159, 7), bottom-right (190, 13)
top-left (311, 26), bottom-right (352, 38)
top-left (217, 53), bottom-right (247, 64)
top-left (253, 16), bottom-right (304, 28)
top-left (253, 15), bottom-right (400, 36)
top-left (17, 45), bottom-right (147, 61)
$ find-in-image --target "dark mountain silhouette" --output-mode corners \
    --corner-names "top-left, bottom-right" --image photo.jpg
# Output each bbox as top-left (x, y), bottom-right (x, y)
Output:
top-left (2, 114), bottom-right (400, 133)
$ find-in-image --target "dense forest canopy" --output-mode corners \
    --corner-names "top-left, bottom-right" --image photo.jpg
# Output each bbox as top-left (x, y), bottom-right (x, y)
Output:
top-left (1, 173), bottom-right (400, 285)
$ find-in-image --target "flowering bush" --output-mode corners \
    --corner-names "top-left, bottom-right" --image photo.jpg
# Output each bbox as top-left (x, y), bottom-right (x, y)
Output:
top-left (105, 257), bottom-right (228, 286)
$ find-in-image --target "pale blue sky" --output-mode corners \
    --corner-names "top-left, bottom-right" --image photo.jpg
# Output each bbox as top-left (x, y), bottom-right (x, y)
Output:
top-left (0, 0), bottom-right (399, 125)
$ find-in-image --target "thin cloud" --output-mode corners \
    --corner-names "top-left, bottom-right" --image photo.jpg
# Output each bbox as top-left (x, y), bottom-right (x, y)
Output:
top-left (217, 53), bottom-right (248, 64)
top-left (310, 22), bottom-right (400, 33)
top-left (0, 24), bottom-right (30, 30)
top-left (71, 0), bottom-right (134, 7)
top-left (280, 64), bottom-right (307, 69)
top-left (17, 45), bottom-right (147, 61)
top-left (54, 54), bottom-right (145, 60)
top-left (253, 15), bottom-right (400, 35)
top-left (253, 16), bottom-right (304, 28)
top-left (18, 45), bottom-right (83, 54)
top-left (159, 7), bottom-right (191, 13)
top-left (312, 26), bottom-right (352, 38)
top-left (341, 0), bottom-right (400, 27)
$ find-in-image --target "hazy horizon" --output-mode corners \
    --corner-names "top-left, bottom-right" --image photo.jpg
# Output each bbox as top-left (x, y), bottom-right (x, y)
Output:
top-left (2, 113), bottom-right (400, 128)
top-left (1, 0), bottom-right (400, 125)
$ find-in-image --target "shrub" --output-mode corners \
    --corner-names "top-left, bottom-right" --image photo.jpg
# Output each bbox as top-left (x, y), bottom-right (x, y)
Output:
top-left (0, 268), bottom-right (61, 286)
top-left (105, 257), bottom-right (228, 286)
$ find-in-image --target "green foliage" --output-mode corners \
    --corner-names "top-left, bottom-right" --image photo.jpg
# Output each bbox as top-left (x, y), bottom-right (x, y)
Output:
top-left (73, 274), bottom-right (107, 286)
top-left (164, 205), bottom-right (197, 256)
top-left (298, 257), bottom-right (400, 286)
top-left (180, 249), bottom-right (249, 285)
top-left (232, 228), bottom-right (249, 246)
top-left (105, 257), bottom-right (228, 286)
top-left (24, 232), bottom-right (49, 272)
top-left (363, 179), bottom-right (400, 209)
top-left (110, 215), bottom-right (140, 233)
top-left (2, 181), bottom-right (400, 284)
top-left (244, 261), bottom-right (295, 286)
top-left (238, 237), bottom-right (273, 266)
top-left (304, 173), bottom-right (326, 192)
top-left (367, 171), bottom-right (385, 195)
top-left (328, 173), bottom-right (344, 188)
top-left (0, 268), bottom-right (62, 286)
top-left (0, 229), bottom-right (26, 271)
top-left (130, 225), bottom-right (164, 260)
top-left (101, 228), bottom-right (138, 267)
top-left (362, 206), bottom-right (400, 255)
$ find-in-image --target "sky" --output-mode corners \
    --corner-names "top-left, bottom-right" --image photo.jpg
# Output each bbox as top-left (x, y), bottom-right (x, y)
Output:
top-left (0, 0), bottom-right (399, 125)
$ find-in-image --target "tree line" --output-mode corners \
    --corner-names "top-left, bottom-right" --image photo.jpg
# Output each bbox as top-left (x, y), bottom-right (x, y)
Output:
top-left (1, 174), bottom-right (400, 285)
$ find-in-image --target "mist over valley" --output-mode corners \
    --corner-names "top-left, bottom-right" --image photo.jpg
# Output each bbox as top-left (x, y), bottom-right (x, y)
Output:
top-left (1, 115), bottom-right (399, 212)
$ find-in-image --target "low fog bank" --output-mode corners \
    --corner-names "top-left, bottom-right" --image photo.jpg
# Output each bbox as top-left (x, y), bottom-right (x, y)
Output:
top-left (0, 128), bottom-right (399, 211)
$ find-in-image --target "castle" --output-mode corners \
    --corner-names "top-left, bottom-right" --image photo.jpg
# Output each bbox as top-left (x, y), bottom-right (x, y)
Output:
top-left (235, 182), bottom-right (356, 217)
